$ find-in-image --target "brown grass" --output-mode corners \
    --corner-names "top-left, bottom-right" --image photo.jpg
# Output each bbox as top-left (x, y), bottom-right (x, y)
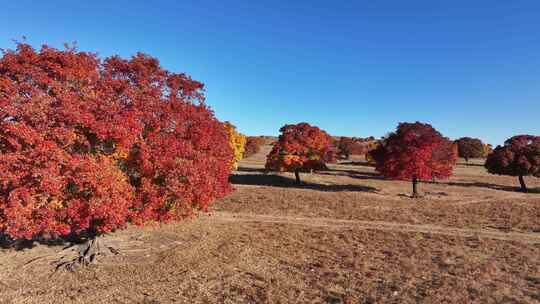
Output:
top-left (1, 147), bottom-right (539, 303)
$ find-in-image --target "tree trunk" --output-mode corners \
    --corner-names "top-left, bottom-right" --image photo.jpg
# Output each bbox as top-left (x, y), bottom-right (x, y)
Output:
top-left (54, 235), bottom-right (118, 271)
top-left (464, 157), bottom-right (469, 163)
top-left (518, 175), bottom-right (527, 192)
top-left (412, 177), bottom-right (419, 198)
top-left (294, 169), bottom-right (301, 184)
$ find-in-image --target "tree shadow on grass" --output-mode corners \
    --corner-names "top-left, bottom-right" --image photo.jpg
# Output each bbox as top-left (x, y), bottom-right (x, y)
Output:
top-left (0, 234), bottom-right (70, 251)
top-left (396, 191), bottom-right (450, 199)
top-left (237, 165), bottom-right (385, 181)
top-left (229, 173), bottom-right (378, 193)
top-left (0, 231), bottom-right (92, 251)
top-left (236, 166), bottom-right (267, 173)
top-left (319, 168), bottom-right (387, 181)
top-left (426, 180), bottom-right (540, 194)
top-left (528, 188), bottom-right (540, 194)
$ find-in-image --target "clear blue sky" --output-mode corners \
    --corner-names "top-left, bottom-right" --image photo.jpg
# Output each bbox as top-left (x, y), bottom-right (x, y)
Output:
top-left (1, 1), bottom-right (539, 145)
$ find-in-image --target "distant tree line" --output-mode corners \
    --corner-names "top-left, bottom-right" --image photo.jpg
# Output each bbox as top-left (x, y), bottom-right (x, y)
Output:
top-left (264, 122), bottom-right (538, 196)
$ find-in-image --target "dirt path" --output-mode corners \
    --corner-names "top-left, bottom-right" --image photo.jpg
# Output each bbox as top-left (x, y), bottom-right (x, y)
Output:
top-left (208, 211), bottom-right (540, 244)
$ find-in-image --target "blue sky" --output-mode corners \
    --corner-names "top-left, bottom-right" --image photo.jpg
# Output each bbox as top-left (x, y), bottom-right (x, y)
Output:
top-left (1, 1), bottom-right (538, 145)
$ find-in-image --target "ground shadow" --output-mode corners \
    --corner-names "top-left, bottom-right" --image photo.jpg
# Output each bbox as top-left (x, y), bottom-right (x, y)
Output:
top-left (528, 188), bottom-right (540, 194)
top-left (397, 193), bottom-right (422, 199)
top-left (236, 166), bottom-right (268, 173)
top-left (319, 168), bottom-right (387, 181)
top-left (229, 173), bottom-right (378, 193)
top-left (0, 232), bottom-right (91, 251)
top-left (1, 235), bottom-right (64, 251)
top-left (427, 180), bottom-right (540, 194)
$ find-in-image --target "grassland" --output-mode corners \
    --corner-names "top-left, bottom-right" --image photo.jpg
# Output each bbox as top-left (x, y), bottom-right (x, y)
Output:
top-left (1, 144), bottom-right (539, 303)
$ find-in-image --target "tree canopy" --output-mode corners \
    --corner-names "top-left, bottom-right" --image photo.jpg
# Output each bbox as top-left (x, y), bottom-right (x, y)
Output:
top-left (0, 43), bottom-right (233, 240)
top-left (456, 137), bottom-right (486, 161)
top-left (485, 135), bottom-right (540, 192)
top-left (370, 122), bottom-right (457, 197)
top-left (265, 123), bottom-right (335, 183)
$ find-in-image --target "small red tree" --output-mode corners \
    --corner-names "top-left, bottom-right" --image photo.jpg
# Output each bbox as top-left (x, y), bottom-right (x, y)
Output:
top-left (0, 43), bottom-right (232, 265)
top-left (485, 135), bottom-right (540, 192)
top-left (335, 137), bottom-right (355, 159)
top-left (334, 137), bottom-right (368, 159)
top-left (265, 123), bottom-right (335, 183)
top-left (370, 122), bottom-right (457, 197)
top-left (243, 136), bottom-right (265, 158)
top-left (456, 137), bottom-right (486, 162)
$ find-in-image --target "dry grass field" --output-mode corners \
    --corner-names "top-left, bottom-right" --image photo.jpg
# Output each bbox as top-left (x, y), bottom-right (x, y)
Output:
top-left (1, 144), bottom-right (540, 303)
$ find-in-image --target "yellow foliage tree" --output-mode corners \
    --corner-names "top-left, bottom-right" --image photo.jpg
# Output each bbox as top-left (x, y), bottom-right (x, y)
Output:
top-left (224, 122), bottom-right (246, 170)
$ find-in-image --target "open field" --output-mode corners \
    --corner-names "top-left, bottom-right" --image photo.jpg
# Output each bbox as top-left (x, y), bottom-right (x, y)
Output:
top-left (1, 145), bottom-right (540, 303)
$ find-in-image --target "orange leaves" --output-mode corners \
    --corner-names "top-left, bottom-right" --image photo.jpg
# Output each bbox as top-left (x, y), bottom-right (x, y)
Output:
top-left (266, 123), bottom-right (335, 174)
top-left (283, 154), bottom-right (303, 167)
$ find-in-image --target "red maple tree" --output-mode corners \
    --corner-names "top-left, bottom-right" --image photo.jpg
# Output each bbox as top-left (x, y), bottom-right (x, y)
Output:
top-left (369, 122), bottom-right (457, 197)
top-left (265, 123), bottom-right (335, 183)
top-left (485, 135), bottom-right (540, 192)
top-left (0, 43), bottom-right (232, 264)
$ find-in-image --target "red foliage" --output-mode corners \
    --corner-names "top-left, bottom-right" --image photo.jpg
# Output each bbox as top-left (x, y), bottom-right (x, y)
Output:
top-left (265, 123), bottom-right (335, 183)
top-left (370, 122), bottom-right (457, 196)
top-left (0, 43), bottom-right (232, 240)
top-left (485, 135), bottom-right (540, 192)
top-left (455, 137), bottom-right (486, 161)
top-left (243, 136), bottom-right (265, 158)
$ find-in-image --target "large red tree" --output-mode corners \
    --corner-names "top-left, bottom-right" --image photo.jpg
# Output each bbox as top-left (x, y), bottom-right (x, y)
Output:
top-left (265, 123), bottom-right (335, 183)
top-left (0, 43), bottom-right (232, 264)
top-left (485, 135), bottom-right (540, 192)
top-left (370, 122), bottom-right (457, 197)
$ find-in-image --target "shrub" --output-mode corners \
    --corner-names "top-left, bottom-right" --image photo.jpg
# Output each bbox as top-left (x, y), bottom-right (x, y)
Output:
top-left (370, 122), bottom-right (457, 197)
top-left (265, 123), bottom-right (335, 183)
top-left (485, 135), bottom-right (540, 192)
